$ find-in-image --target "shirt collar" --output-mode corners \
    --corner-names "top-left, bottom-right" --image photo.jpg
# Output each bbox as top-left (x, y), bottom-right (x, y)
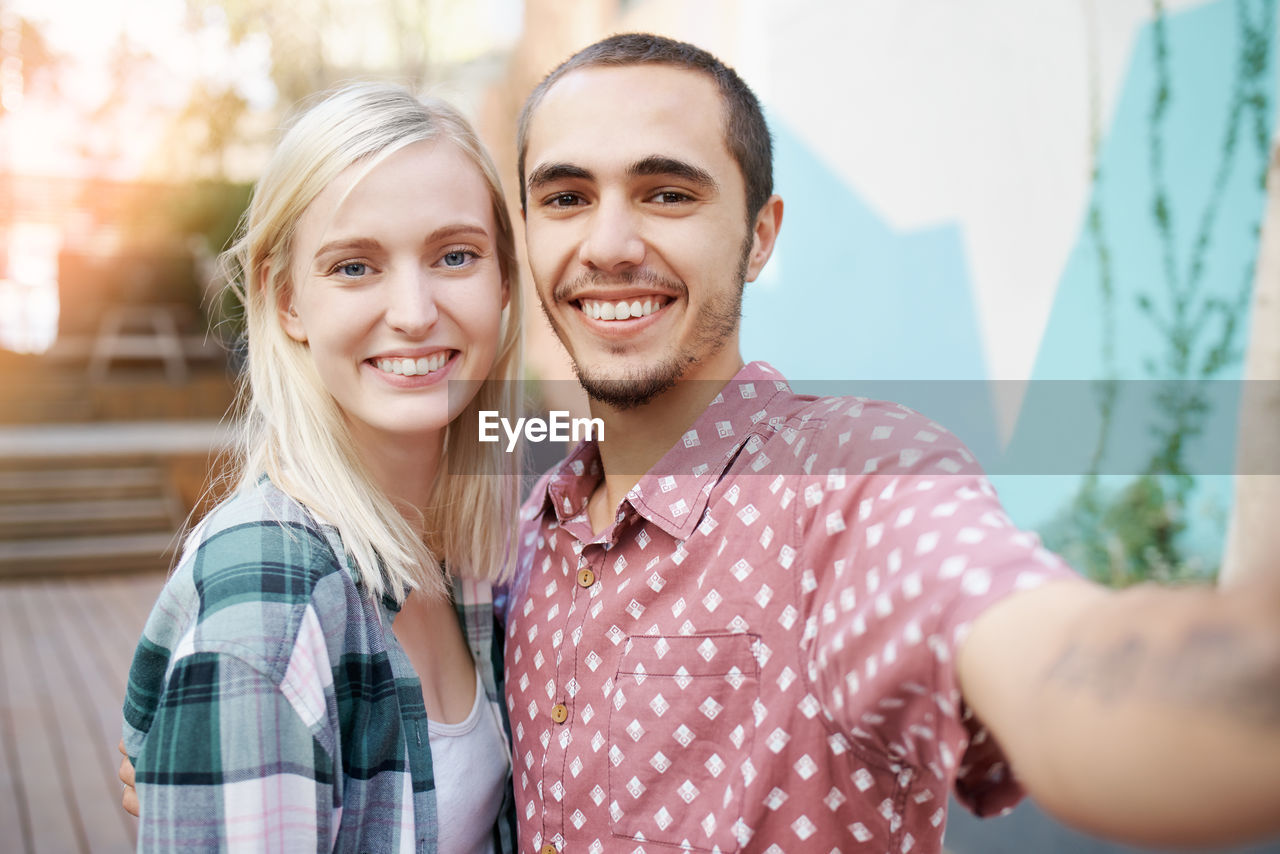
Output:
top-left (535, 361), bottom-right (794, 540)
top-left (542, 439), bottom-right (605, 527)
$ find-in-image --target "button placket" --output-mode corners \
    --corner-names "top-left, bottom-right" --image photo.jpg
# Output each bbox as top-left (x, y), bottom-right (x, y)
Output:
top-left (542, 543), bottom-right (605, 848)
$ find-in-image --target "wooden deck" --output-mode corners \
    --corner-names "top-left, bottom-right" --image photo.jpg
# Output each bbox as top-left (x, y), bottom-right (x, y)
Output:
top-left (0, 572), bottom-right (164, 853)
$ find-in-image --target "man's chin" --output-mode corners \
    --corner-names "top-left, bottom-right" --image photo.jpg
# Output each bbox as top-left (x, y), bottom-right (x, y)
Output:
top-left (576, 361), bottom-right (685, 411)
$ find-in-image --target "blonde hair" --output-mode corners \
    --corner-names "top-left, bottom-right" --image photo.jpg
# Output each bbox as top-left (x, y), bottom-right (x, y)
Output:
top-left (220, 82), bottom-right (523, 602)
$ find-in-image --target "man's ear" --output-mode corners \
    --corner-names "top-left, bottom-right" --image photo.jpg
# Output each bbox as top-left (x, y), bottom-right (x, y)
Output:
top-left (271, 265), bottom-right (308, 343)
top-left (744, 194), bottom-right (784, 283)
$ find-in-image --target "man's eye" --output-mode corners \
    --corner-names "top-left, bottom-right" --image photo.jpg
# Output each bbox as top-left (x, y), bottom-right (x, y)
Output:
top-left (549, 193), bottom-right (581, 207)
top-left (653, 191), bottom-right (690, 204)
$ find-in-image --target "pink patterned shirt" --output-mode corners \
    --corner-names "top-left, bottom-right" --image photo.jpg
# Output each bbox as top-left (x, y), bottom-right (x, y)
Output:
top-left (504, 362), bottom-right (1077, 854)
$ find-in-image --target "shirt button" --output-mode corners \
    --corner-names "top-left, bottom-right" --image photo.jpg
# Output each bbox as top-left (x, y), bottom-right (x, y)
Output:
top-left (577, 568), bottom-right (596, 588)
top-left (551, 703), bottom-right (569, 724)
top-left (540, 845), bottom-right (558, 854)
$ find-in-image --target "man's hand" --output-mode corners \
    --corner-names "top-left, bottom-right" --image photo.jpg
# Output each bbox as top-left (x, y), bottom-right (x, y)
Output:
top-left (117, 740), bottom-right (138, 818)
top-left (957, 579), bottom-right (1280, 847)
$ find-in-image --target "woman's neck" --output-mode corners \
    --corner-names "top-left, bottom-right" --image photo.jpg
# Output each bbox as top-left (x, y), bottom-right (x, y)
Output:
top-left (353, 425), bottom-right (446, 517)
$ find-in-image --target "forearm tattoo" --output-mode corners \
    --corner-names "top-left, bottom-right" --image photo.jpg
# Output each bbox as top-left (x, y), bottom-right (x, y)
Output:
top-left (1046, 624), bottom-right (1280, 727)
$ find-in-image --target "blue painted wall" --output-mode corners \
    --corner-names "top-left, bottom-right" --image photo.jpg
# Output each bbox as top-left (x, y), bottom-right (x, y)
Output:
top-left (742, 0), bottom-right (1276, 568)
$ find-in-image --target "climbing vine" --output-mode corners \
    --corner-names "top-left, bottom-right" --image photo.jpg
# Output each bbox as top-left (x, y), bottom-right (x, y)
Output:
top-left (1043, 0), bottom-right (1275, 586)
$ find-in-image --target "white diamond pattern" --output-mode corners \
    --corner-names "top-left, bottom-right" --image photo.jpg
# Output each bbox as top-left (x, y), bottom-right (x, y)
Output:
top-left (505, 364), bottom-right (1075, 853)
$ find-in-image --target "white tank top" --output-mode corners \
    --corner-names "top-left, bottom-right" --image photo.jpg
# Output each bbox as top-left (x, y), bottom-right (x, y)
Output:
top-left (428, 666), bottom-right (510, 854)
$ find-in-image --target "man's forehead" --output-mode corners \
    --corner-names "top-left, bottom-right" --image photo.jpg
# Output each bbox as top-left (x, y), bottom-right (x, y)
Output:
top-left (540, 62), bottom-right (712, 105)
top-left (525, 64), bottom-right (727, 166)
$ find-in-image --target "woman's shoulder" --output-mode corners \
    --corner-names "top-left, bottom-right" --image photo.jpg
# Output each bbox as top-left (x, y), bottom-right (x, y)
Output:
top-left (124, 481), bottom-right (376, 752)
top-left (153, 480), bottom-right (364, 670)
top-left (189, 479), bottom-right (346, 582)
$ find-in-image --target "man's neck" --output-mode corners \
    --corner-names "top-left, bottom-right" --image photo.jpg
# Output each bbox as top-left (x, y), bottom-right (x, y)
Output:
top-left (586, 356), bottom-right (745, 534)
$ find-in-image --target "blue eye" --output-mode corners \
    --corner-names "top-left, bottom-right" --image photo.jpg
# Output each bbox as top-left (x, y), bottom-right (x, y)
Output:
top-left (442, 251), bottom-right (469, 267)
top-left (337, 262), bottom-right (367, 277)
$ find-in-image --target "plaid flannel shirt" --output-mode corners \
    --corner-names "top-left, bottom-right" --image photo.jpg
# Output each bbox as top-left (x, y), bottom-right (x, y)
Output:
top-left (122, 478), bottom-right (517, 853)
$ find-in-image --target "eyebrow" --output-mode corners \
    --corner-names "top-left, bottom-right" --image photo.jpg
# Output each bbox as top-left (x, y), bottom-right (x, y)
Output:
top-left (627, 156), bottom-right (718, 192)
top-left (526, 162), bottom-right (594, 191)
top-left (312, 224), bottom-right (489, 263)
top-left (525, 157), bottom-right (719, 194)
top-left (312, 236), bottom-right (381, 263)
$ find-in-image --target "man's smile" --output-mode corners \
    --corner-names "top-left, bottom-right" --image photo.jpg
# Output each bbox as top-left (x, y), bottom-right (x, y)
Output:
top-left (576, 296), bottom-right (670, 321)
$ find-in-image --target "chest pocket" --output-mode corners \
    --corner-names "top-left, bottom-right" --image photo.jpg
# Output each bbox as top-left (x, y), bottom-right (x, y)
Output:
top-left (607, 632), bottom-right (760, 853)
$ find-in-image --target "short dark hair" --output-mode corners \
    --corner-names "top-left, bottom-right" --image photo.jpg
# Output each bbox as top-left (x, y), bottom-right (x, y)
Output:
top-left (517, 33), bottom-right (774, 220)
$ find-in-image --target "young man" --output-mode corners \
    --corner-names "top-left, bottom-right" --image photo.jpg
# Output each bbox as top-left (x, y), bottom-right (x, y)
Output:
top-left (505, 33), bottom-right (1280, 854)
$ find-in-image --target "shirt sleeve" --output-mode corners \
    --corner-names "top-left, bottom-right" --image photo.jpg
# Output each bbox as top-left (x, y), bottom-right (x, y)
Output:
top-left (796, 411), bottom-right (1079, 816)
top-left (134, 651), bottom-right (338, 853)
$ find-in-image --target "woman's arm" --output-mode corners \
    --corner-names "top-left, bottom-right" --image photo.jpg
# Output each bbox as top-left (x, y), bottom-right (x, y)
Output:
top-left (132, 651), bottom-right (337, 852)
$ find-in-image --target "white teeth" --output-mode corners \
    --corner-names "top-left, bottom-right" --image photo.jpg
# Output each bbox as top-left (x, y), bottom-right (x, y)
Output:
top-left (580, 297), bottom-right (665, 321)
top-left (373, 353), bottom-right (449, 376)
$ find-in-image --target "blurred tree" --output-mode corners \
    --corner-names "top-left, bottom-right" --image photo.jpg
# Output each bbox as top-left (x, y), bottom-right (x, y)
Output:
top-left (78, 32), bottom-right (157, 173)
top-left (174, 0), bottom-right (435, 168)
top-left (155, 0), bottom-right (440, 339)
top-left (174, 81), bottom-right (250, 178)
top-left (0, 7), bottom-right (63, 116)
top-left (167, 179), bottom-right (253, 345)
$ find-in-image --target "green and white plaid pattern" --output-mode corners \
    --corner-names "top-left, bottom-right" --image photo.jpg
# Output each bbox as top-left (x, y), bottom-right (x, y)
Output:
top-left (122, 479), bottom-right (516, 853)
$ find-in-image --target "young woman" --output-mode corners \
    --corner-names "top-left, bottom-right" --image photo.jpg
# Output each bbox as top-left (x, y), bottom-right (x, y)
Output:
top-left (120, 83), bottom-right (523, 853)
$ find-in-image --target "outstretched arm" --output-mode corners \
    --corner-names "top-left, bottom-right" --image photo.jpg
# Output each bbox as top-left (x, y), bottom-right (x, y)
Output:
top-left (958, 577), bottom-right (1280, 847)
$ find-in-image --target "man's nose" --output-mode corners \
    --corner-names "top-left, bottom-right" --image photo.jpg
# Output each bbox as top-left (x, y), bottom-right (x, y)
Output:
top-left (385, 269), bottom-right (440, 336)
top-left (578, 195), bottom-right (644, 273)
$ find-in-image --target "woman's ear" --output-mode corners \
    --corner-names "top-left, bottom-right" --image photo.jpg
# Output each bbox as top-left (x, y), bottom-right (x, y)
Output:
top-left (280, 302), bottom-right (307, 343)
top-left (271, 265), bottom-right (308, 343)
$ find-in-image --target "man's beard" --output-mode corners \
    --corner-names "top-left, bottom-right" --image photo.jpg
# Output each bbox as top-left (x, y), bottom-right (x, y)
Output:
top-left (573, 284), bottom-right (742, 410)
top-left (543, 237), bottom-right (752, 411)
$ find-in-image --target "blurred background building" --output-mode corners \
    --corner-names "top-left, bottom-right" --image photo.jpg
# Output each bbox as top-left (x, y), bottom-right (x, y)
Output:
top-left (0, 0), bottom-right (1277, 851)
